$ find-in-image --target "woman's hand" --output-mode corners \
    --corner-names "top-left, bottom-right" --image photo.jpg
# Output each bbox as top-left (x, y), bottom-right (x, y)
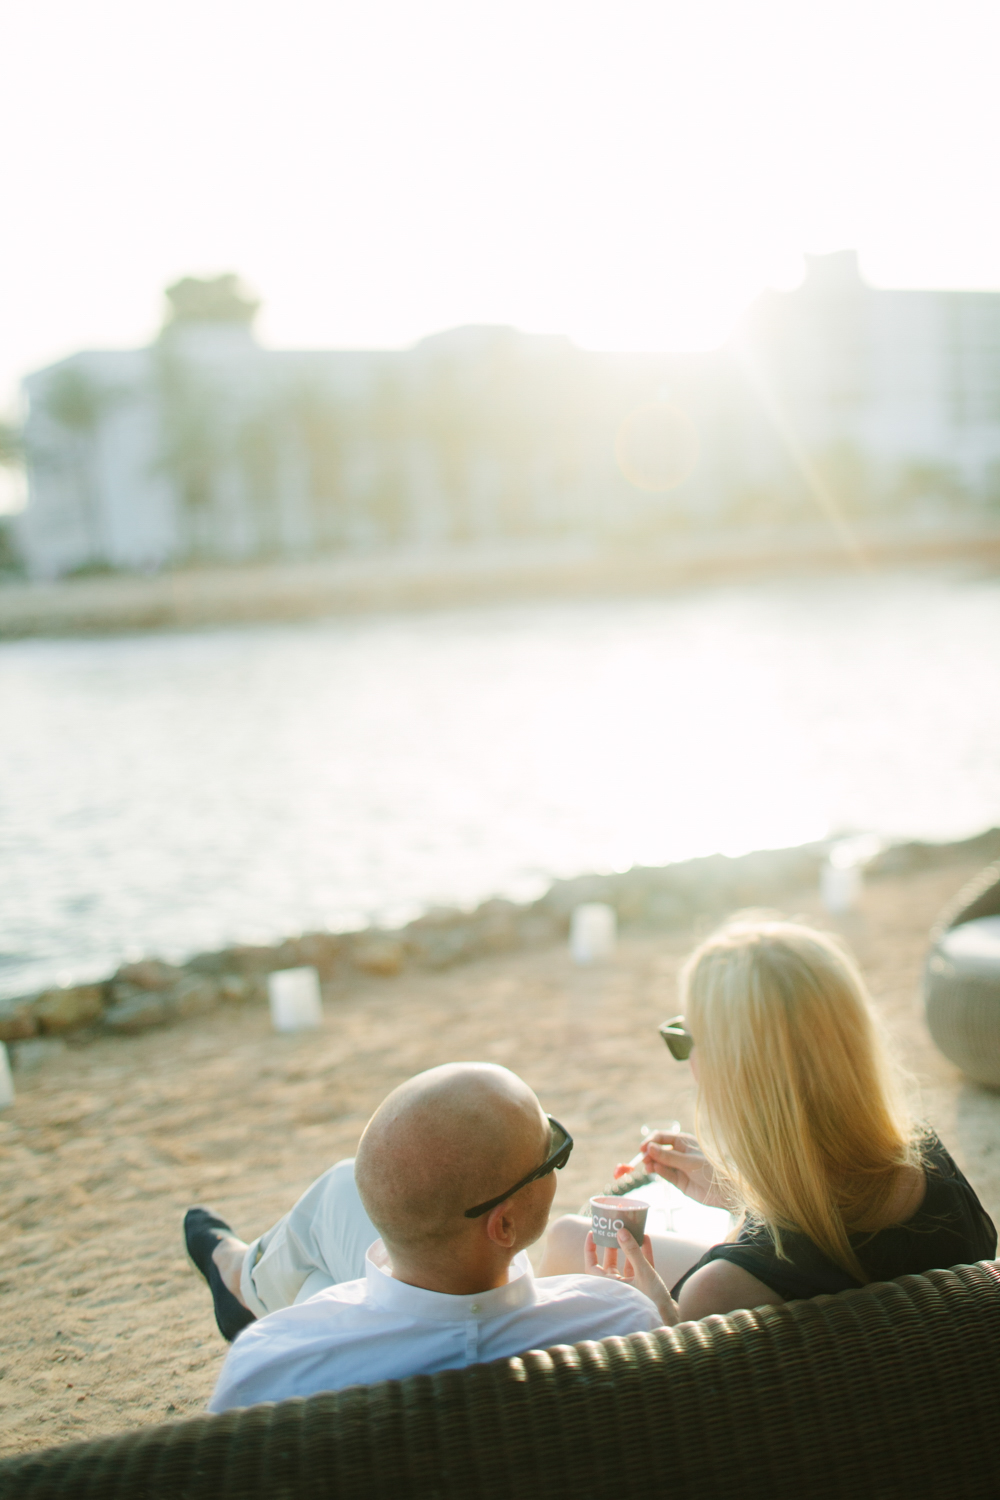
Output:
top-left (585, 1229), bottom-right (679, 1327)
top-left (640, 1131), bottom-right (729, 1209)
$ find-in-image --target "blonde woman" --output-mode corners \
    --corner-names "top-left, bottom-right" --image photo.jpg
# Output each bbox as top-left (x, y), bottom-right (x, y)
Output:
top-left (542, 918), bottom-right (996, 1324)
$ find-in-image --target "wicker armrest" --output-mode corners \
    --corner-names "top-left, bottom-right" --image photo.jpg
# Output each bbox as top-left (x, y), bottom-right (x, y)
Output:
top-left (2, 1261), bottom-right (999, 1500)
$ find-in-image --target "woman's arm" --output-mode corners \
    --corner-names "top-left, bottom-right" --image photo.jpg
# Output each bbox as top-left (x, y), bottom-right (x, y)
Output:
top-left (675, 1259), bottom-right (783, 1319)
top-left (586, 1230), bottom-right (784, 1322)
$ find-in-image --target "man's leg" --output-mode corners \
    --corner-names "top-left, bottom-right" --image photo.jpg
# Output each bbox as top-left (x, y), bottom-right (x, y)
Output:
top-left (196, 1158), bottom-right (378, 1332)
top-left (237, 1158), bottom-right (377, 1316)
top-left (184, 1208), bottom-right (258, 1342)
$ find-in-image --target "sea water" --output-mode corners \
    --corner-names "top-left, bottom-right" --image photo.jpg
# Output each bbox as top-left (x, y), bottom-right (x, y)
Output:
top-left (1, 566), bottom-right (998, 1000)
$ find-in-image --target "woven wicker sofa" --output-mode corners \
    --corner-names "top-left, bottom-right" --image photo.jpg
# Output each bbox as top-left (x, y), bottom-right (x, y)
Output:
top-left (2, 1261), bottom-right (999, 1500)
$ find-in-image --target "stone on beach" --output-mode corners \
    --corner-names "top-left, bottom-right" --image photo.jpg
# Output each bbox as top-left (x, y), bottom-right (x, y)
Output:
top-left (172, 977), bottom-right (220, 1019)
top-left (0, 1000), bottom-right (39, 1043)
top-left (32, 985), bottom-right (105, 1034)
top-left (112, 960), bottom-right (187, 992)
top-left (103, 991), bottom-right (173, 1033)
top-left (403, 909), bottom-right (481, 969)
top-left (350, 937), bottom-right (406, 977)
top-left (468, 898), bottom-right (522, 953)
top-left (105, 977), bottom-right (222, 1033)
top-left (217, 975), bottom-right (254, 1004)
top-left (294, 934), bottom-right (345, 978)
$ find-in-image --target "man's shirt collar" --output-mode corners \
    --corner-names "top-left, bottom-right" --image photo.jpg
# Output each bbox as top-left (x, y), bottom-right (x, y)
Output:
top-left (364, 1241), bottom-right (537, 1321)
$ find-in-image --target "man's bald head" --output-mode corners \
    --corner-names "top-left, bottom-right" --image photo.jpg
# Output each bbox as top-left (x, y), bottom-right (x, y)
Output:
top-left (354, 1064), bottom-right (551, 1253)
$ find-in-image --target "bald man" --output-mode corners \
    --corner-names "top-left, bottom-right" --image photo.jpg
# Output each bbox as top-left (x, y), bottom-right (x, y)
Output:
top-left (186, 1064), bottom-right (664, 1410)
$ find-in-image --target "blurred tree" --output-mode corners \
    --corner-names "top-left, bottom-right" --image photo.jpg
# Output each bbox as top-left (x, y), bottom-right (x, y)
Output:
top-left (164, 273), bottom-right (259, 325)
top-left (0, 420), bottom-right (24, 575)
top-left (283, 379), bottom-right (348, 550)
top-left (417, 356), bottom-right (479, 541)
top-left (365, 370), bottom-right (410, 542)
top-left (810, 441), bottom-right (869, 519)
top-left (0, 518), bottom-right (22, 575)
top-left (726, 484), bottom-right (802, 527)
top-left (235, 406), bottom-right (283, 559)
top-left (152, 347), bottom-right (228, 563)
top-left (155, 273), bottom-right (267, 560)
top-left (891, 459), bottom-right (966, 518)
top-left (0, 417), bottom-right (26, 526)
top-left (0, 418), bottom-right (22, 466)
top-left (39, 366), bottom-right (121, 563)
top-left (475, 340), bottom-right (535, 536)
top-left (983, 461), bottom-right (1000, 514)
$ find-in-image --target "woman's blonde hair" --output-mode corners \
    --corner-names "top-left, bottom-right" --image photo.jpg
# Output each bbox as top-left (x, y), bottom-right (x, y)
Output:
top-left (682, 916), bottom-right (918, 1282)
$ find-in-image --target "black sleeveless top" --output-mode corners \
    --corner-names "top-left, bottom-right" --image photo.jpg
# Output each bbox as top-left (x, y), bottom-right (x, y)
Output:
top-left (671, 1135), bottom-right (997, 1303)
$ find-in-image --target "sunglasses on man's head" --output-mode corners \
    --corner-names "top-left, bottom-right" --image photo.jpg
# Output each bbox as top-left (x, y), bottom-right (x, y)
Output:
top-left (659, 1016), bottom-right (695, 1061)
top-left (464, 1115), bottom-right (574, 1219)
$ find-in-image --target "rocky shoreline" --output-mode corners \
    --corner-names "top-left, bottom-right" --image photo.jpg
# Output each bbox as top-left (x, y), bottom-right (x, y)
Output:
top-left (4, 827), bottom-right (998, 1056)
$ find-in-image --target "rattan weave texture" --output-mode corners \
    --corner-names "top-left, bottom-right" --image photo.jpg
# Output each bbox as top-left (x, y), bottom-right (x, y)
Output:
top-left (931, 860), bottom-right (1000, 940)
top-left (2, 1262), bottom-right (999, 1500)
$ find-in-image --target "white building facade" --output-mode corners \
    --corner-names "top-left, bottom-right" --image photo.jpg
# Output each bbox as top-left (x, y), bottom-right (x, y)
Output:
top-left (16, 254), bottom-right (1000, 578)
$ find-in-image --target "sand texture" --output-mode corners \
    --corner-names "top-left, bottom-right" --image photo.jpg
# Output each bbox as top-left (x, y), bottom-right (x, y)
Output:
top-left (2, 858), bottom-right (998, 1456)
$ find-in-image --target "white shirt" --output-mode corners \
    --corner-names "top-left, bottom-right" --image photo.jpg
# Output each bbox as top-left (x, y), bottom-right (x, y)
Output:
top-left (209, 1241), bottom-right (662, 1411)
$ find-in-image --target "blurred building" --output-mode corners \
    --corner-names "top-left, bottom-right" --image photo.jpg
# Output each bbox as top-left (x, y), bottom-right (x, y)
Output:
top-left (739, 251), bottom-right (1000, 524)
top-left (15, 257), bottom-right (1000, 577)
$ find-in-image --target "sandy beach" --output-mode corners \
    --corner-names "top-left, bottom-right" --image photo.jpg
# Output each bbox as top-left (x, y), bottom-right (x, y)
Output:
top-left (2, 526), bottom-right (999, 639)
top-left (2, 853), bottom-right (998, 1458)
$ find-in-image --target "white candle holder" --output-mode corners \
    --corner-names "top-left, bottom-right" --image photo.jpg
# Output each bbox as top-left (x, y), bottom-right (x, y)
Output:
top-left (0, 1042), bottom-right (14, 1109)
top-left (268, 966), bottom-right (324, 1032)
top-left (821, 860), bottom-right (863, 914)
top-left (570, 903), bottom-right (617, 964)
top-left (821, 834), bottom-right (880, 914)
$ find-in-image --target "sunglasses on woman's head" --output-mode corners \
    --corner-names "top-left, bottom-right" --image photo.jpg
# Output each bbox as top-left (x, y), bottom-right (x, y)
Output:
top-left (659, 1016), bottom-right (694, 1061)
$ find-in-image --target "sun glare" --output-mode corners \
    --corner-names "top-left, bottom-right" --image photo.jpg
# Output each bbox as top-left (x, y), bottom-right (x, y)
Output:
top-left (2, 0), bottom-right (1000, 405)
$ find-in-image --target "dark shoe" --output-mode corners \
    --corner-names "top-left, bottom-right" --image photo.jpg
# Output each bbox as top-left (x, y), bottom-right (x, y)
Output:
top-left (184, 1206), bottom-right (257, 1342)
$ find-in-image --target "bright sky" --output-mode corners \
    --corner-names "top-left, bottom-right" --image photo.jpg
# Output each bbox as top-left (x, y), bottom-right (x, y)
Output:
top-left (4, 0), bottom-right (1000, 413)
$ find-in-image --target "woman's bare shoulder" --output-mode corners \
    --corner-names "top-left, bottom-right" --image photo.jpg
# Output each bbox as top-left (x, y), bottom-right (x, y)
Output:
top-left (676, 1257), bottom-right (784, 1320)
